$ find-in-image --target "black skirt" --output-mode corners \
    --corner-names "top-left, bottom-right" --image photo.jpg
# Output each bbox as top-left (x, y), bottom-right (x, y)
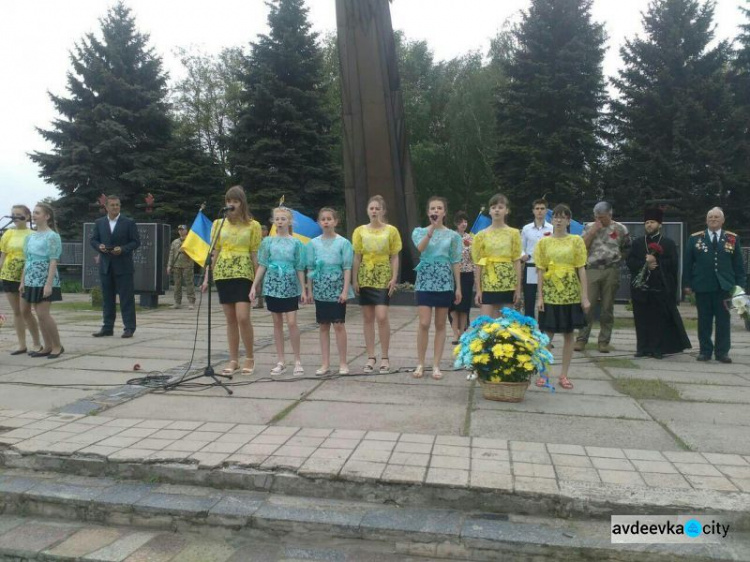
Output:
top-left (416, 290), bottom-right (454, 308)
top-left (22, 286), bottom-right (62, 304)
top-left (2, 280), bottom-right (20, 293)
top-left (481, 290), bottom-right (515, 306)
top-left (538, 303), bottom-right (586, 334)
top-left (215, 279), bottom-right (251, 304)
top-left (266, 295), bottom-right (299, 313)
top-left (359, 287), bottom-right (390, 306)
top-left (315, 300), bottom-right (346, 324)
top-left (450, 272), bottom-right (474, 313)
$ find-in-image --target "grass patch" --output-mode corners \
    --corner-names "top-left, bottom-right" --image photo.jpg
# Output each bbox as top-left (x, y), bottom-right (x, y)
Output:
top-left (613, 378), bottom-right (681, 401)
top-left (595, 357), bottom-right (639, 369)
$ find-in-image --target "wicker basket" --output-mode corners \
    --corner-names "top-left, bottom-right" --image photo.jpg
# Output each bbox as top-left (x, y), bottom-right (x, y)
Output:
top-left (479, 379), bottom-right (530, 402)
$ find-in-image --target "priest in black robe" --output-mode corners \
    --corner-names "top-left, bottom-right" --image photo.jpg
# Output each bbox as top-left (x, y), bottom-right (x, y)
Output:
top-left (627, 208), bottom-right (692, 358)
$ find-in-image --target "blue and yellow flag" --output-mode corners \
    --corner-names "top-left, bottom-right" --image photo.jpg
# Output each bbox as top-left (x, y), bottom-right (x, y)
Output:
top-left (270, 208), bottom-right (322, 244)
top-left (470, 210), bottom-right (491, 234)
top-left (181, 211), bottom-right (212, 265)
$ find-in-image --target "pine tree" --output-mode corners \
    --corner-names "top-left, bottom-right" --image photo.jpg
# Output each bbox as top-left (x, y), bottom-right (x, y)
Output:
top-left (230, 0), bottom-right (340, 216)
top-left (493, 0), bottom-right (606, 217)
top-left (609, 0), bottom-right (733, 229)
top-left (30, 3), bottom-right (171, 237)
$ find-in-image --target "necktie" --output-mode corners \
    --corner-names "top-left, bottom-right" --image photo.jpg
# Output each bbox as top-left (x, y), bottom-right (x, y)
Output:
top-left (712, 232), bottom-right (718, 249)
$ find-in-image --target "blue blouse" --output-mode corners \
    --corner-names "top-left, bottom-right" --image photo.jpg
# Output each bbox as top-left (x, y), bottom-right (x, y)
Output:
top-left (306, 235), bottom-right (355, 302)
top-left (412, 227), bottom-right (462, 292)
top-left (258, 236), bottom-right (306, 298)
top-left (23, 230), bottom-right (62, 288)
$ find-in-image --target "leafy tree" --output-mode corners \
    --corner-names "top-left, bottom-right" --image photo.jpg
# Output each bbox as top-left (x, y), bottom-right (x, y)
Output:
top-left (493, 0), bottom-right (607, 217)
top-left (30, 2), bottom-right (172, 238)
top-left (608, 0), bottom-right (734, 229)
top-left (230, 0), bottom-right (340, 216)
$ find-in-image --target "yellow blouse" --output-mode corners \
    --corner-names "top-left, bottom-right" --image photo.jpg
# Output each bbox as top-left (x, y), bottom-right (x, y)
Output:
top-left (0, 228), bottom-right (32, 282)
top-left (471, 227), bottom-right (522, 292)
top-left (534, 235), bottom-right (587, 305)
top-left (352, 224), bottom-right (402, 288)
top-left (211, 219), bottom-right (262, 281)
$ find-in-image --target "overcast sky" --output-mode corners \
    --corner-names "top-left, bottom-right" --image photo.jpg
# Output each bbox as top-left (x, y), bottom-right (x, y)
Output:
top-left (0, 0), bottom-right (744, 225)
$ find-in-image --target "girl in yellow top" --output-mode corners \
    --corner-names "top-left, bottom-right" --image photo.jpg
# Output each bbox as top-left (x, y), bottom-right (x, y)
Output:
top-left (534, 204), bottom-right (590, 390)
top-left (201, 186), bottom-right (262, 375)
top-left (0, 205), bottom-right (42, 355)
top-left (352, 195), bottom-right (402, 374)
top-left (471, 194), bottom-right (522, 318)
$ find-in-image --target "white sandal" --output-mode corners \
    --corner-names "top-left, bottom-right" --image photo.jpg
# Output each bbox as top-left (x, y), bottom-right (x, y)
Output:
top-left (338, 365), bottom-right (350, 375)
top-left (242, 358), bottom-right (255, 375)
top-left (270, 362), bottom-right (287, 376)
top-left (315, 366), bottom-right (331, 376)
top-left (293, 361), bottom-right (304, 376)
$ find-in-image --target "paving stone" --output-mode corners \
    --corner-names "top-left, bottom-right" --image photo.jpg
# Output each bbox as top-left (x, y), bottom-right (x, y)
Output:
top-left (254, 498), bottom-right (365, 530)
top-left (330, 429), bottom-right (366, 439)
top-left (97, 436), bottom-right (142, 449)
top-left (469, 471), bottom-right (513, 491)
top-left (124, 532), bottom-right (188, 562)
top-left (432, 445), bottom-right (470, 458)
top-left (512, 463), bottom-right (556, 479)
top-left (702, 453), bottom-right (749, 466)
top-left (260, 455), bottom-right (306, 470)
top-left (132, 438), bottom-right (173, 451)
top-left (393, 441), bottom-right (432, 454)
top-left (134, 420), bottom-right (171, 429)
top-left (674, 463), bottom-right (723, 477)
top-left (731, 478), bottom-right (750, 492)
top-left (380, 464), bottom-right (426, 484)
top-left (361, 507), bottom-right (463, 537)
top-left (623, 449), bottom-right (666, 461)
top-left (108, 449), bottom-right (154, 461)
top-left (662, 451), bottom-right (708, 464)
top-left (309, 448), bottom-right (352, 461)
top-left (296, 428), bottom-right (332, 438)
top-left (547, 443), bottom-right (586, 456)
top-left (366, 431), bottom-right (400, 441)
top-left (630, 460), bottom-right (678, 474)
top-left (598, 470), bottom-right (645, 486)
top-left (135, 492), bottom-right (220, 515)
top-left (150, 429), bottom-right (190, 440)
top-left (349, 448), bottom-right (392, 463)
top-left (185, 431), bottom-right (224, 442)
top-left (163, 440), bottom-right (207, 453)
top-left (640, 473), bottom-right (692, 489)
top-left (471, 460), bottom-right (511, 474)
top-left (215, 433), bottom-right (254, 445)
top-left (399, 433), bottom-right (435, 444)
top-left (684, 475), bottom-right (738, 491)
top-left (551, 454), bottom-right (593, 468)
top-left (591, 457), bottom-right (635, 471)
top-left (285, 436), bottom-right (326, 448)
top-left (340, 461), bottom-right (386, 481)
top-left (95, 483), bottom-right (156, 507)
top-left (26, 482), bottom-right (105, 503)
top-left (509, 441), bottom-right (546, 452)
top-left (298, 457), bottom-right (346, 477)
top-left (0, 521), bottom-right (79, 553)
top-left (225, 454), bottom-right (269, 467)
top-left (103, 418), bottom-right (143, 428)
top-left (320, 438), bottom-right (360, 449)
top-left (555, 466), bottom-right (601, 483)
top-left (435, 435), bottom-right (471, 447)
top-left (261, 426), bottom-right (299, 436)
top-left (190, 452), bottom-right (229, 468)
top-left (471, 448), bottom-right (509, 461)
top-left (585, 446), bottom-right (626, 459)
top-left (237, 444), bottom-right (281, 456)
top-left (430, 455), bottom-right (471, 470)
top-left (251, 434), bottom-right (291, 446)
top-left (164, 542), bottom-right (235, 562)
top-left (513, 476), bottom-right (559, 494)
top-left (511, 451), bottom-right (551, 464)
top-left (425, 468), bottom-right (469, 487)
top-left (85, 531), bottom-right (159, 561)
top-left (46, 527), bottom-right (123, 558)
top-left (272, 445), bottom-right (316, 458)
top-left (165, 420), bottom-right (204, 431)
top-left (208, 493), bottom-right (266, 519)
top-left (0, 475), bottom-right (50, 494)
top-left (197, 422), bottom-right (236, 433)
top-left (357, 439), bottom-right (396, 452)
top-left (715, 465), bottom-right (750, 479)
top-left (199, 441), bottom-right (244, 454)
top-left (388, 452), bottom-right (430, 467)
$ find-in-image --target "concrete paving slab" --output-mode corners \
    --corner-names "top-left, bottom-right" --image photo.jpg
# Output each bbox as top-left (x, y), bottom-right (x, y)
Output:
top-left (662, 422), bottom-right (750, 455)
top-left (608, 367), bottom-right (750, 386)
top-left (309, 380), bottom-right (470, 405)
top-left (0, 368), bottom-right (137, 387)
top-left (104, 395), bottom-right (295, 424)
top-left (0, 386), bottom-right (93, 412)
top-left (52, 356), bottom-right (181, 373)
top-left (475, 392), bottom-right (650, 420)
top-left (167, 379), bottom-right (319, 400)
top-left (527, 380), bottom-right (620, 396)
top-left (471, 411), bottom-right (681, 450)
top-left (278, 401), bottom-right (466, 435)
top-left (673, 384), bottom-right (750, 404)
top-left (641, 400), bottom-right (750, 426)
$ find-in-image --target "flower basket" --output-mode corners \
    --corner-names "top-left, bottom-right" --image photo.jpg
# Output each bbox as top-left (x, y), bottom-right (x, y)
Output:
top-left (454, 308), bottom-right (553, 402)
top-left (479, 379), bottom-right (530, 402)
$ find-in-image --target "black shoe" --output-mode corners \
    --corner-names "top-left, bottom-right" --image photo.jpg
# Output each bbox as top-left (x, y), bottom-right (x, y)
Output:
top-left (29, 350), bottom-right (51, 357)
top-left (10, 349), bottom-right (28, 356)
top-left (696, 355), bottom-right (710, 362)
top-left (716, 356), bottom-right (732, 364)
top-left (634, 351), bottom-right (646, 358)
top-left (121, 330), bottom-right (134, 338)
top-left (47, 347), bottom-right (64, 359)
top-left (652, 352), bottom-right (663, 360)
top-left (92, 329), bottom-right (114, 337)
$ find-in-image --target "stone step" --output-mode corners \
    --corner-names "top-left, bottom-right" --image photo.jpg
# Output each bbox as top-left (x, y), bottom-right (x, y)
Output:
top-left (0, 469), bottom-right (748, 561)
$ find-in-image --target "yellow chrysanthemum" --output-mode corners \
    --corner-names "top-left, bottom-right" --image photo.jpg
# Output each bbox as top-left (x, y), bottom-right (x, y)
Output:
top-left (491, 343), bottom-right (505, 358)
top-left (453, 344), bottom-right (462, 356)
top-left (523, 362), bottom-right (534, 371)
top-left (473, 353), bottom-right (490, 365)
top-left (517, 354), bottom-right (531, 363)
top-left (469, 340), bottom-right (483, 353)
top-left (503, 368), bottom-right (512, 375)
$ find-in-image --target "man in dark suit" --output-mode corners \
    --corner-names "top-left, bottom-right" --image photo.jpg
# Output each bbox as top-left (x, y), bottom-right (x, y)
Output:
top-left (90, 195), bottom-right (140, 338)
top-left (683, 207), bottom-right (745, 363)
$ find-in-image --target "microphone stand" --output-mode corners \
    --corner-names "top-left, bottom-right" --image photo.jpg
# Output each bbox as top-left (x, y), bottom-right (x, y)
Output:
top-left (165, 208), bottom-right (233, 395)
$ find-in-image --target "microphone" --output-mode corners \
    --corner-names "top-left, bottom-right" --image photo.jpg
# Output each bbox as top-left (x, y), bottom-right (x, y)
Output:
top-left (221, 205), bottom-right (235, 212)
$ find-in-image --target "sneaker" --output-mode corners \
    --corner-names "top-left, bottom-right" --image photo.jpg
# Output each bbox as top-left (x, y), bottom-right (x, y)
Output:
top-left (170, 304), bottom-right (182, 310)
top-left (188, 304), bottom-right (195, 310)
top-left (573, 341), bottom-right (586, 352)
top-left (598, 343), bottom-right (610, 353)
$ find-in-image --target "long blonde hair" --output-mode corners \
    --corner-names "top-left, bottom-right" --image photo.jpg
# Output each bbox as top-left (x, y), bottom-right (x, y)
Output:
top-left (273, 207), bottom-right (294, 235)
top-left (367, 195), bottom-right (388, 224)
top-left (35, 202), bottom-right (58, 233)
top-left (225, 185), bottom-right (252, 224)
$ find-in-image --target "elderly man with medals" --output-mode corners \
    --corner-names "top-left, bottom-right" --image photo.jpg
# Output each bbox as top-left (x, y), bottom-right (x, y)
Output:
top-left (626, 208), bottom-right (691, 359)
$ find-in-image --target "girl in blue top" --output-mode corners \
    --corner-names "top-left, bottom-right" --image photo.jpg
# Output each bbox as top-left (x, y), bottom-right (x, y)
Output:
top-left (412, 196), bottom-right (462, 380)
top-left (306, 208), bottom-right (355, 376)
top-left (19, 203), bottom-right (64, 359)
top-left (250, 207), bottom-right (308, 376)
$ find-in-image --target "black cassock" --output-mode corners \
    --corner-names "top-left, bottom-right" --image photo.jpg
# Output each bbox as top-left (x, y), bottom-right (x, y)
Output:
top-left (626, 233), bottom-right (692, 355)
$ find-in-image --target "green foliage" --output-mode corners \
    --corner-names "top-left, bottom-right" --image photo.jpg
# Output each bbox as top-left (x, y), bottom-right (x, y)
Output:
top-left (230, 0), bottom-right (341, 216)
top-left (493, 0), bottom-right (606, 218)
top-left (608, 0), bottom-right (734, 230)
top-left (90, 286), bottom-right (103, 309)
top-left (30, 2), bottom-right (172, 238)
top-left (60, 280), bottom-right (84, 293)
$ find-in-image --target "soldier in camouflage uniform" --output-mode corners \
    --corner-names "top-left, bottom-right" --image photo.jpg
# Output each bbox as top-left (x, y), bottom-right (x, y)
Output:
top-left (575, 202), bottom-right (631, 353)
top-left (167, 225), bottom-right (195, 310)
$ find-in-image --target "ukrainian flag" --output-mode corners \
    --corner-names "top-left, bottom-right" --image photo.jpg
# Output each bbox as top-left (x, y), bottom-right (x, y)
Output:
top-left (182, 211), bottom-right (212, 265)
top-left (470, 210), bottom-right (491, 234)
top-left (270, 208), bottom-right (322, 244)
top-left (545, 209), bottom-right (584, 235)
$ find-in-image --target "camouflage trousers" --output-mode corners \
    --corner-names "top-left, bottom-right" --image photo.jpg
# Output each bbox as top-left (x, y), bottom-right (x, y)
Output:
top-left (172, 267), bottom-right (195, 305)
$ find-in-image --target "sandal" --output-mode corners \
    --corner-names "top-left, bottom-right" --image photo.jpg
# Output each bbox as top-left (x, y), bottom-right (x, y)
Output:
top-left (379, 357), bottom-right (391, 374)
top-left (293, 361), bottom-right (304, 376)
top-left (242, 358), bottom-right (255, 375)
top-left (431, 367), bottom-right (443, 380)
top-left (536, 376), bottom-right (547, 388)
top-left (222, 360), bottom-right (239, 375)
top-left (315, 366), bottom-right (331, 376)
top-left (559, 376), bottom-right (574, 390)
top-left (413, 365), bottom-right (424, 379)
top-left (363, 357), bottom-right (376, 374)
top-left (338, 365), bottom-right (350, 375)
top-left (270, 362), bottom-right (287, 376)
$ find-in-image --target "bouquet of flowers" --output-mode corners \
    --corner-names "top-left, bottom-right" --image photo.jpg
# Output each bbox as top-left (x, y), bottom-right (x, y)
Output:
top-left (453, 308), bottom-right (553, 383)
top-left (729, 286), bottom-right (750, 322)
top-left (632, 242), bottom-right (663, 290)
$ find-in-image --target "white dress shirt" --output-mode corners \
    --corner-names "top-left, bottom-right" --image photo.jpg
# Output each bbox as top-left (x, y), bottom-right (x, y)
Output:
top-left (108, 214), bottom-right (120, 234)
top-left (521, 220), bottom-right (553, 263)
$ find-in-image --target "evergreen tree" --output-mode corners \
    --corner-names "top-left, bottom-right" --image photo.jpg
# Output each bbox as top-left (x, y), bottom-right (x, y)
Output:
top-left (30, 2), bottom-right (172, 238)
top-left (493, 0), bottom-right (606, 218)
top-left (230, 0), bottom-right (340, 215)
top-left (609, 0), bottom-right (733, 229)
